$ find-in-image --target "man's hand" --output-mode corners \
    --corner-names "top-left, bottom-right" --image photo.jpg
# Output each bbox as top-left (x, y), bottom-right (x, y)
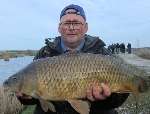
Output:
top-left (86, 83), bottom-right (111, 101)
top-left (16, 92), bottom-right (32, 99)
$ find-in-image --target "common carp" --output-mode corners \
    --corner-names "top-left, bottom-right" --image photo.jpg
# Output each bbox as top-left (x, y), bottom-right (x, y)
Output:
top-left (3, 53), bottom-right (149, 114)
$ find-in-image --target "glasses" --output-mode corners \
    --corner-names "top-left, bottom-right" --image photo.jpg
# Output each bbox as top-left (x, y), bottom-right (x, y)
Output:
top-left (60, 21), bottom-right (84, 28)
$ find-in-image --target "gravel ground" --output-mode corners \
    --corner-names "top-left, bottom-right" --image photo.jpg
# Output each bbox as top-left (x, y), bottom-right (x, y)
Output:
top-left (117, 54), bottom-right (150, 114)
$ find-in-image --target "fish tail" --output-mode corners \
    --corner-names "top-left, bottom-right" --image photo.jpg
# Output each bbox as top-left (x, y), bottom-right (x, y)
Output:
top-left (137, 76), bottom-right (149, 93)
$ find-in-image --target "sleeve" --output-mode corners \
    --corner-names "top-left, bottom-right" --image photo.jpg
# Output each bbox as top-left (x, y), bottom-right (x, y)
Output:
top-left (101, 47), bottom-right (112, 55)
top-left (33, 46), bottom-right (50, 60)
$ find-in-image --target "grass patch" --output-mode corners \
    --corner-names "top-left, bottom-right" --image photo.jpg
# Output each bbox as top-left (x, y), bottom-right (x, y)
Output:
top-left (21, 105), bottom-right (35, 114)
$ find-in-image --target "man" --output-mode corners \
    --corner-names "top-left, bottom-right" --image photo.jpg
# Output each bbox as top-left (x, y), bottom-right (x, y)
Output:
top-left (17, 4), bottom-right (129, 114)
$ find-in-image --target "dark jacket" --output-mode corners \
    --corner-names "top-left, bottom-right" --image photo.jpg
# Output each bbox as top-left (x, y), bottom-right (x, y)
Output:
top-left (19, 34), bottom-right (129, 114)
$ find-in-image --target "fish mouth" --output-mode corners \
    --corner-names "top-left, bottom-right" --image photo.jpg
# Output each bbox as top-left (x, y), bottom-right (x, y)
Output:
top-left (3, 81), bottom-right (10, 88)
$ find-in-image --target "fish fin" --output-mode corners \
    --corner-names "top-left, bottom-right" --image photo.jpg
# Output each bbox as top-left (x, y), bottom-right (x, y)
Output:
top-left (68, 100), bottom-right (90, 114)
top-left (137, 76), bottom-right (149, 93)
top-left (39, 99), bottom-right (56, 112)
top-left (32, 92), bottom-right (56, 112)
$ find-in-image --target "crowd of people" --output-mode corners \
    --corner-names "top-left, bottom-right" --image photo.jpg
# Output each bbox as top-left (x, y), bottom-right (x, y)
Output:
top-left (108, 43), bottom-right (131, 54)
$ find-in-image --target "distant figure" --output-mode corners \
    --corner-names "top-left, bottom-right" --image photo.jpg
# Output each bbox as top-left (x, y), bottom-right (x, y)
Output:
top-left (120, 43), bottom-right (125, 53)
top-left (113, 44), bottom-right (116, 54)
top-left (116, 43), bottom-right (120, 54)
top-left (127, 43), bottom-right (131, 54)
top-left (111, 44), bottom-right (115, 54)
top-left (108, 45), bottom-right (112, 54)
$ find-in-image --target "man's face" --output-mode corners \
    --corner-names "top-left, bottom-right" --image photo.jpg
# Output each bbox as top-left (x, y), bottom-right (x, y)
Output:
top-left (58, 10), bottom-right (88, 44)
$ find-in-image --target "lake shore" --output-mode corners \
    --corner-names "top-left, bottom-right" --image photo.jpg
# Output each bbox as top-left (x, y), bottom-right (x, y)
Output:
top-left (0, 50), bottom-right (37, 60)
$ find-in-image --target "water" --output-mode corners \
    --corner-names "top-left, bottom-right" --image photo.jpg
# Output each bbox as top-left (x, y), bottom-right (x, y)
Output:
top-left (0, 56), bottom-right (33, 85)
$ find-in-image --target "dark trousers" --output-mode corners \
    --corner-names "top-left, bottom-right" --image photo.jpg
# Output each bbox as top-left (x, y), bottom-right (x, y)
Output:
top-left (33, 103), bottom-right (118, 114)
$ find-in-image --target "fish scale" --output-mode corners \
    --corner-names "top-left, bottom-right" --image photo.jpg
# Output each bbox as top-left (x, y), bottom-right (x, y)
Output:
top-left (3, 53), bottom-right (149, 114)
top-left (35, 53), bottom-right (147, 95)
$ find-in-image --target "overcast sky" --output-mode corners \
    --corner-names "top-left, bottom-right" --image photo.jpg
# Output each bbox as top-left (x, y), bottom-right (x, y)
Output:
top-left (0, 0), bottom-right (150, 50)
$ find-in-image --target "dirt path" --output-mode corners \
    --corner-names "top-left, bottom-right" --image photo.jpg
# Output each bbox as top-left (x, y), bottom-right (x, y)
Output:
top-left (119, 53), bottom-right (150, 74)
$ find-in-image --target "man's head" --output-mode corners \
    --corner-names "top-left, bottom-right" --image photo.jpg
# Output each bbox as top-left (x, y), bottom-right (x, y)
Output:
top-left (58, 4), bottom-right (88, 47)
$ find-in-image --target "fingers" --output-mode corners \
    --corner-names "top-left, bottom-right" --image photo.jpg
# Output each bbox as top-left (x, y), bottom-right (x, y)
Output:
top-left (16, 92), bottom-right (32, 99)
top-left (86, 85), bottom-right (95, 101)
top-left (101, 83), bottom-right (111, 97)
top-left (86, 83), bottom-right (111, 101)
top-left (16, 92), bottom-right (23, 97)
top-left (92, 83), bottom-right (106, 100)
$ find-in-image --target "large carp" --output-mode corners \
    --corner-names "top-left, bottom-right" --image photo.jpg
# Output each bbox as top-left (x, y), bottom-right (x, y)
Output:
top-left (3, 53), bottom-right (149, 114)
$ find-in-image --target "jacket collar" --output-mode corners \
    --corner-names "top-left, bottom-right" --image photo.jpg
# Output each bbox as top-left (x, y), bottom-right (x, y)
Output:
top-left (45, 34), bottom-right (106, 53)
